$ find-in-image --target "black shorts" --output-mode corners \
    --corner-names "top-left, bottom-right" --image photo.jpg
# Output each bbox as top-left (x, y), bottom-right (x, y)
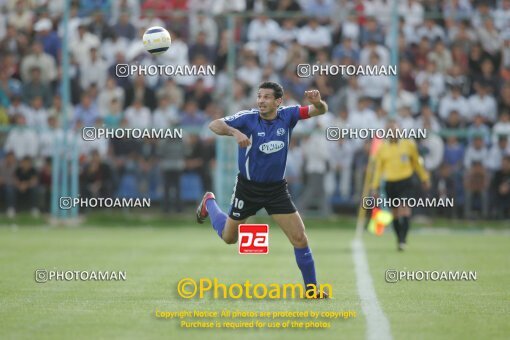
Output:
top-left (384, 176), bottom-right (414, 200)
top-left (228, 174), bottom-right (297, 220)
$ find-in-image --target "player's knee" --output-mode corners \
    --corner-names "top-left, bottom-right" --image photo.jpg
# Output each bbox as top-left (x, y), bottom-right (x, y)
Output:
top-left (291, 232), bottom-right (308, 248)
top-left (223, 235), bottom-right (238, 245)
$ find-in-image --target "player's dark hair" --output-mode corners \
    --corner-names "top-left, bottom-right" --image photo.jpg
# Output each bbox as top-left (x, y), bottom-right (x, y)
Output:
top-left (258, 82), bottom-right (284, 99)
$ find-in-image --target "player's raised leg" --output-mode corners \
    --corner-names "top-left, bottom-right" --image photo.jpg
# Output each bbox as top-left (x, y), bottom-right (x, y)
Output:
top-left (271, 212), bottom-right (326, 298)
top-left (196, 192), bottom-right (245, 244)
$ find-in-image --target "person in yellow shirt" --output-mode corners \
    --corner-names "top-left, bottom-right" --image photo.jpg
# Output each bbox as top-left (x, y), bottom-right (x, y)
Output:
top-left (371, 121), bottom-right (431, 251)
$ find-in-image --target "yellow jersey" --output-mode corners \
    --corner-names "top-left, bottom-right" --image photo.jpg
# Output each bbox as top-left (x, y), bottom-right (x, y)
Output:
top-left (371, 139), bottom-right (430, 189)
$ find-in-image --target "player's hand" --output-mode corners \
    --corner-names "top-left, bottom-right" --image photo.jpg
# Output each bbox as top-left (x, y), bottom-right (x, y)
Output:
top-left (304, 90), bottom-right (322, 105)
top-left (233, 130), bottom-right (251, 148)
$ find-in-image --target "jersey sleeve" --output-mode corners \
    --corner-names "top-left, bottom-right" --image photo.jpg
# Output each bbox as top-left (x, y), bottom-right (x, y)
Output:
top-left (288, 105), bottom-right (311, 128)
top-left (222, 110), bottom-right (251, 131)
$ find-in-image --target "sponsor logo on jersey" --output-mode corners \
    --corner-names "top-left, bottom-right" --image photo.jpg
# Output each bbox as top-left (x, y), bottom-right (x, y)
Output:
top-left (276, 128), bottom-right (286, 136)
top-left (259, 141), bottom-right (285, 154)
top-left (258, 132), bottom-right (265, 137)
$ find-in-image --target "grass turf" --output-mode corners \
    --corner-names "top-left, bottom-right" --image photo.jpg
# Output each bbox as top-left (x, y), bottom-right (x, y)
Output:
top-left (0, 219), bottom-right (508, 339)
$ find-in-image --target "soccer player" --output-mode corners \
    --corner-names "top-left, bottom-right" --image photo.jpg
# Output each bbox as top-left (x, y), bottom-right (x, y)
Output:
top-left (371, 121), bottom-right (431, 251)
top-left (196, 81), bottom-right (328, 298)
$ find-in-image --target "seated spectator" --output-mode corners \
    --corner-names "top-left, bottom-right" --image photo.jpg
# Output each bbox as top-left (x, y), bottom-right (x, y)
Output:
top-left (469, 111), bottom-right (492, 141)
top-left (20, 41), bottom-right (57, 85)
top-left (23, 66), bottom-right (52, 107)
top-left (73, 92), bottom-right (99, 127)
top-left (493, 111), bottom-right (510, 144)
top-left (360, 16), bottom-right (385, 46)
top-left (189, 12), bottom-right (218, 46)
top-left (4, 114), bottom-right (38, 159)
top-left (103, 98), bottom-right (123, 129)
top-left (332, 37), bottom-right (360, 64)
top-left (416, 18), bottom-right (446, 43)
top-left (259, 40), bottom-right (287, 72)
top-left (297, 18), bottom-right (331, 56)
top-left (467, 83), bottom-right (497, 123)
top-left (188, 31), bottom-right (215, 63)
top-left (153, 96), bottom-right (179, 128)
top-left (487, 136), bottom-right (510, 171)
top-left (80, 47), bottom-right (108, 91)
top-left (247, 15), bottom-right (281, 50)
top-left (14, 156), bottom-right (39, 217)
top-left (124, 75), bottom-right (157, 111)
top-left (464, 136), bottom-right (489, 169)
top-left (236, 56), bottom-right (262, 89)
top-left (125, 99), bottom-right (151, 128)
top-left (439, 85), bottom-right (469, 122)
top-left (443, 136), bottom-right (465, 172)
top-left (98, 77), bottom-right (125, 117)
top-left (70, 23), bottom-right (100, 65)
top-left (88, 10), bottom-right (113, 40)
top-left (490, 155), bottom-right (510, 219)
top-left (80, 149), bottom-right (114, 200)
top-left (26, 96), bottom-right (49, 130)
top-left (427, 39), bottom-right (453, 74)
top-left (0, 152), bottom-right (17, 218)
top-left (180, 101), bottom-right (206, 127)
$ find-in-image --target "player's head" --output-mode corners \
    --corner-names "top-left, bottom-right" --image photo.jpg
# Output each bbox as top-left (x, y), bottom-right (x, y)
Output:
top-left (257, 82), bottom-right (283, 117)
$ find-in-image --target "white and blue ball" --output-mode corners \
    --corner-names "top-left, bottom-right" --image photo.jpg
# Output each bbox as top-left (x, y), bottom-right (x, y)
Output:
top-left (142, 26), bottom-right (171, 56)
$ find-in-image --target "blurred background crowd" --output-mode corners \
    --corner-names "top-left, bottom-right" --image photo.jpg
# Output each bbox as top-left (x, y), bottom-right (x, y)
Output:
top-left (0, 0), bottom-right (510, 219)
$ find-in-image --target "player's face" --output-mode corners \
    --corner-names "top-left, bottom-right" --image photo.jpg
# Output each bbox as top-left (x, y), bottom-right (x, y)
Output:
top-left (257, 89), bottom-right (281, 116)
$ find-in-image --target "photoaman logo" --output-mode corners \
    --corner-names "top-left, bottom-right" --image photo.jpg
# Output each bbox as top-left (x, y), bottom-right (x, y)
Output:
top-left (239, 224), bottom-right (269, 254)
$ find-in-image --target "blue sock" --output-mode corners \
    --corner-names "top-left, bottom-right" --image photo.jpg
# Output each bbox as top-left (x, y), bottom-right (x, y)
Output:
top-left (294, 246), bottom-right (317, 289)
top-left (206, 199), bottom-right (227, 238)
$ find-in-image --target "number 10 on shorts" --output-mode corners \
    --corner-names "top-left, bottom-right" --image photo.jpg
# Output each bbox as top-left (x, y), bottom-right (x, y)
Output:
top-left (238, 224), bottom-right (269, 254)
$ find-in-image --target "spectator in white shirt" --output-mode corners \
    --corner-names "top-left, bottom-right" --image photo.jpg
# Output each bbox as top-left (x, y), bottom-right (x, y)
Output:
top-left (20, 41), bottom-right (57, 84)
top-left (493, 112), bottom-right (510, 144)
top-left (189, 12), bottom-right (218, 46)
top-left (382, 81), bottom-right (417, 114)
top-left (125, 99), bottom-right (152, 128)
top-left (153, 96), bottom-right (179, 128)
top-left (477, 17), bottom-right (503, 56)
top-left (399, 0), bottom-right (424, 28)
top-left (297, 18), bottom-right (331, 54)
top-left (415, 60), bottom-right (445, 100)
top-left (70, 23), bottom-right (101, 65)
top-left (80, 46), bottom-right (108, 91)
top-left (247, 15), bottom-right (281, 50)
top-left (428, 39), bottom-right (453, 74)
top-left (259, 40), bottom-right (288, 71)
top-left (494, 0), bottom-right (510, 31)
top-left (467, 84), bottom-right (497, 123)
top-left (439, 85), bottom-right (469, 121)
top-left (98, 77), bottom-right (125, 117)
top-left (4, 115), bottom-right (39, 159)
top-left (414, 105), bottom-right (441, 133)
top-left (348, 97), bottom-right (378, 129)
top-left (279, 19), bottom-right (299, 47)
top-left (464, 136), bottom-right (489, 169)
top-left (360, 40), bottom-right (390, 66)
top-left (416, 18), bottom-right (446, 43)
top-left (487, 136), bottom-right (510, 171)
top-left (26, 96), bottom-right (49, 130)
top-left (236, 56), bottom-right (262, 89)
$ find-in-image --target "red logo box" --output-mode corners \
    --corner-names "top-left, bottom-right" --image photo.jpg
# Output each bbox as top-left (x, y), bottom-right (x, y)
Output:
top-left (238, 224), bottom-right (269, 254)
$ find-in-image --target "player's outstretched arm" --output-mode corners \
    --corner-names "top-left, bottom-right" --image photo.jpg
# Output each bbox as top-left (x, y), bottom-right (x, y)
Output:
top-left (209, 119), bottom-right (251, 148)
top-left (305, 90), bottom-right (328, 117)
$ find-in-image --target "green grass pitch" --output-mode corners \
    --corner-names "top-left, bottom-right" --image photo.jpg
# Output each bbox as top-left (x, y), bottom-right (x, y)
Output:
top-left (0, 217), bottom-right (508, 340)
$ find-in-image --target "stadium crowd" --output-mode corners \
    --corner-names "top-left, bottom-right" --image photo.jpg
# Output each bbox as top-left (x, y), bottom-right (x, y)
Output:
top-left (0, 0), bottom-right (510, 219)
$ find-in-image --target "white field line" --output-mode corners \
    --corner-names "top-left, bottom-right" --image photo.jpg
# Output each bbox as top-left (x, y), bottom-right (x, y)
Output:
top-left (352, 237), bottom-right (393, 340)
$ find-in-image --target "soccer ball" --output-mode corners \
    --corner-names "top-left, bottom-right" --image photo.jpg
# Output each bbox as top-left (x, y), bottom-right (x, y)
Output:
top-left (142, 26), bottom-right (171, 56)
